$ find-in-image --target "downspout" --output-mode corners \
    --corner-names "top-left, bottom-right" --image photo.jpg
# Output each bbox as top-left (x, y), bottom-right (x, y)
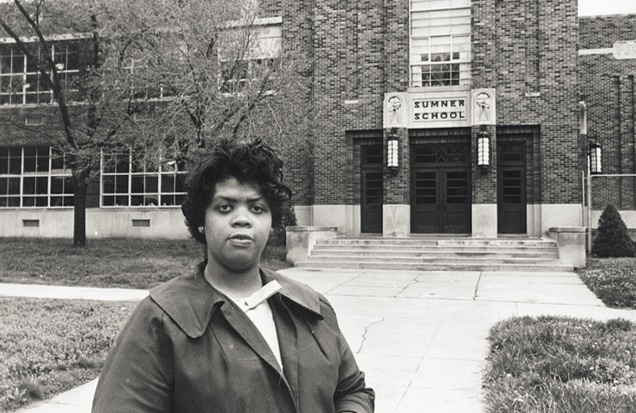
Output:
top-left (579, 101), bottom-right (591, 251)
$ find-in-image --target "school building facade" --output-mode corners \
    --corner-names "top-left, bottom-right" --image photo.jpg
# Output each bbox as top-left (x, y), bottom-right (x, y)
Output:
top-left (0, 0), bottom-right (635, 241)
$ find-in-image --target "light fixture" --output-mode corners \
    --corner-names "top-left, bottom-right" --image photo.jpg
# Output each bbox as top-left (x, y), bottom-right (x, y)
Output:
top-left (387, 133), bottom-right (399, 174)
top-left (589, 140), bottom-right (602, 174)
top-left (55, 63), bottom-right (65, 70)
top-left (477, 127), bottom-right (490, 173)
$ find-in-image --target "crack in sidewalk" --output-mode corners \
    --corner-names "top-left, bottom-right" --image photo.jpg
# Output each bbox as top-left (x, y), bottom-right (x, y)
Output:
top-left (473, 271), bottom-right (484, 301)
top-left (356, 316), bottom-right (385, 354)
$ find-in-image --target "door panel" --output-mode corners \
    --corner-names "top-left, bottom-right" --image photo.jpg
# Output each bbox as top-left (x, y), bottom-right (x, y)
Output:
top-left (412, 170), bottom-right (439, 233)
top-left (444, 170), bottom-right (471, 233)
top-left (361, 145), bottom-right (383, 233)
top-left (361, 170), bottom-right (383, 233)
top-left (411, 167), bottom-right (471, 233)
top-left (497, 142), bottom-right (527, 234)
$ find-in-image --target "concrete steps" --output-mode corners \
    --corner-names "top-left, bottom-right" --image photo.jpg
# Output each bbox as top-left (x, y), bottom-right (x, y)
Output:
top-left (294, 237), bottom-right (572, 272)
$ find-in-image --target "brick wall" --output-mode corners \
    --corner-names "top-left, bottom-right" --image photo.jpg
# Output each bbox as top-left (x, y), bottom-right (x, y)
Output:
top-left (471, 0), bottom-right (580, 204)
top-left (580, 14), bottom-right (636, 49)
top-left (300, 0), bottom-right (583, 207)
top-left (579, 14), bottom-right (636, 210)
top-left (308, 0), bottom-right (389, 205)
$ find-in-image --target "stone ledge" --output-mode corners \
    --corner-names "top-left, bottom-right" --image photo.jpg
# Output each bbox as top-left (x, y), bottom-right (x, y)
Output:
top-left (549, 226), bottom-right (586, 233)
top-left (286, 226), bottom-right (339, 232)
top-left (548, 226), bottom-right (586, 268)
top-left (285, 226), bottom-right (339, 265)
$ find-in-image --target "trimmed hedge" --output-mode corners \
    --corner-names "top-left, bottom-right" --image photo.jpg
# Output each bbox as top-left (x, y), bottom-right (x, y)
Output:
top-left (592, 204), bottom-right (635, 258)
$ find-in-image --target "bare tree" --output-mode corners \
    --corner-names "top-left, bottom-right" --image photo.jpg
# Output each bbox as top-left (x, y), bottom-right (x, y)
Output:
top-left (0, 0), bottom-right (148, 246)
top-left (92, 0), bottom-right (321, 158)
top-left (1, 0), bottom-right (322, 244)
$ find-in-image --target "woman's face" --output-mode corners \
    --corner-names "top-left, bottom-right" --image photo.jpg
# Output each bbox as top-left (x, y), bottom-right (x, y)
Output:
top-left (203, 177), bottom-right (272, 275)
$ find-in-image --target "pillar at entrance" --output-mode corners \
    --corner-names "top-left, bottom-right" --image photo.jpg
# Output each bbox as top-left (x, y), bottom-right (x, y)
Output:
top-left (383, 204), bottom-right (410, 237)
top-left (383, 127), bottom-right (410, 237)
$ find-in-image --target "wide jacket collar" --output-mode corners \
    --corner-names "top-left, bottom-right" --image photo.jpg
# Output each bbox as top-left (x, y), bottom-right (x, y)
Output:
top-left (149, 261), bottom-right (323, 339)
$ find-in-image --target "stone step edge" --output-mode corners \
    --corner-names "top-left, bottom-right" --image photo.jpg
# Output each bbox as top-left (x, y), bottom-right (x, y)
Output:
top-left (304, 256), bottom-right (562, 264)
top-left (294, 262), bottom-right (573, 272)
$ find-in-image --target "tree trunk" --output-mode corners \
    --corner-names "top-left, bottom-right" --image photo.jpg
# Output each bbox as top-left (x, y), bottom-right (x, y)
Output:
top-left (73, 175), bottom-right (88, 247)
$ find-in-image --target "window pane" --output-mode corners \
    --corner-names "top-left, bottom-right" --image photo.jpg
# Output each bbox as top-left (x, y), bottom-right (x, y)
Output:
top-left (103, 175), bottom-right (115, 193)
top-left (0, 154), bottom-right (8, 175)
top-left (161, 194), bottom-right (176, 206)
top-left (103, 195), bottom-right (115, 206)
top-left (8, 177), bottom-right (20, 194)
top-left (131, 195), bottom-right (143, 206)
top-left (144, 195), bottom-right (158, 206)
top-left (161, 174), bottom-right (176, 192)
top-left (23, 177), bottom-right (35, 194)
top-left (35, 177), bottom-right (47, 194)
top-left (36, 148), bottom-right (49, 172)
top-left (145, 176), bottom-right (158, 193)
top-left (131, 175), bottom-right (144, 193)
top-left (115, 195), bottom-right (129, 206)
top-left (51, 177), bottom-right (64, 194)
top-left (115, 175), bottom-right (129, 193)
top-left (175, 175), bottom-right (186, 192)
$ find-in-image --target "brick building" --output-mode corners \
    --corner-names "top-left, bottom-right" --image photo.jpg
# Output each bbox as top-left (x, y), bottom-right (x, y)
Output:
top-left (579, 14), bottom-right (636, 232)
top-left (1, 0), bottom-right (635, 240)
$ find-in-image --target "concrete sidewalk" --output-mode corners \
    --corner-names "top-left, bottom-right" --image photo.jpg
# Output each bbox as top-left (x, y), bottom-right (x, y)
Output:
top-left (4, 268), bottom-right (636, 413)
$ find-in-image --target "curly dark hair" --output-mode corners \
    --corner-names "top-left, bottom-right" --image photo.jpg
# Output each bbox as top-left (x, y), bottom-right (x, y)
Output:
top-left (181, 138), bottom-right (292, 244)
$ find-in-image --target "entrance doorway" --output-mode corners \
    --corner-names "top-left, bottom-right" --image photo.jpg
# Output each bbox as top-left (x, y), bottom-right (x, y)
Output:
top-left (497, 141), bottom-right (527, 234)
top-left (361, 145), bottom-right (383, 233)
top-left (411, 142), bottom-right (471, 233)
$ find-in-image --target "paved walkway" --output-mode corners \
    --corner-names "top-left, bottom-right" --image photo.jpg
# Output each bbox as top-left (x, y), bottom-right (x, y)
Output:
top-left (3, 268), bottom-right (636, 413)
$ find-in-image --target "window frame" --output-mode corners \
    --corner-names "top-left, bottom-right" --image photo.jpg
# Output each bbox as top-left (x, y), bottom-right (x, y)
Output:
top-left (409, 0), bottom-right (472, 89)
top-left (0, 40), bottom-right (82, 106)
top-left (100, 148), bottom-right (187, 208)
top-left (217, 18), bottom-right (282, 95)
top-left (0, 146), bottom-right (74, 208)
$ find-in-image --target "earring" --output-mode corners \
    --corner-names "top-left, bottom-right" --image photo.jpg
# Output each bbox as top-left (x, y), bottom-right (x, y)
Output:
top-left (198, 226), bottom-right (204, 234)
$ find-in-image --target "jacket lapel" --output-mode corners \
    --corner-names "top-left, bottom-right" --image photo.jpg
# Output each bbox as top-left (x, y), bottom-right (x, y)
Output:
top-left (272, 295), bottom-right (300, 406)
top-left (220, 301), bottom-right (285, 377)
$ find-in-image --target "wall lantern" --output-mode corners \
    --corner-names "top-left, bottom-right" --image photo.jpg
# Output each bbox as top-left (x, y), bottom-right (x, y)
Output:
top-left (387, 133), bottom-right (399, 175)
top-left (589, 140), bottom-right (602, 175)
top-left (477, 127), bottom-right (490, 173)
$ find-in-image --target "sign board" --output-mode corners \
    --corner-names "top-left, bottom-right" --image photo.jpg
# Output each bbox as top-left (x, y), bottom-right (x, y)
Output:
top-left (384, 89), bottom-right (496, 129)
top-left (412, 98), bottom-right (468, 122)
top-left (614, 41), bottom-right (636, 60)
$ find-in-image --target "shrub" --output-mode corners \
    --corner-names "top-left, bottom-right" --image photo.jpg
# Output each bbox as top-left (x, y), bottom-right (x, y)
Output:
top-left (268, 202), bottom-right (297, 247)
top-left (592, 204), bottom-right (635, 258)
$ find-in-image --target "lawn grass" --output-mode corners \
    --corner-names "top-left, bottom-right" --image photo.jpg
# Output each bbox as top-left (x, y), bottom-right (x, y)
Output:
top-left (0, 237), bottom-right (290, 289)
top-left (0, 297), bottom-right (136, 412)
top-left (578, 258), bottom-right (636, 309)
top-left (0, 237), bottom-right (290, 411)
top-left (483, 316), bottom-right (636, 413)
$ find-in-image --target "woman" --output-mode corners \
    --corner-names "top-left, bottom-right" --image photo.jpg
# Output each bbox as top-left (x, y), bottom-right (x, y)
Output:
top-left (92, 138), bottom-right (375, 413)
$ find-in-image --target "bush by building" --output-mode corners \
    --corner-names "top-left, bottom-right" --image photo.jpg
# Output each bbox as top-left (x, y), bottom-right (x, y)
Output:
top-left (592, 204), bottom-right (636, 258)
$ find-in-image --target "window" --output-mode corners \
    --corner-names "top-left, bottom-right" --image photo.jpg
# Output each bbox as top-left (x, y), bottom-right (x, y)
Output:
top-left (0, 146), bottom-right (73, 207)
top-left (219, 57), bottom-right (277, 93)
top-left (410, 0), bottom-right (472, 88)
top-left (218, 21), bottom-right (281, 93)
top-left (123, 58), bottom-right (174, 100)
top-left (0, 41), bottom-right (81, 105)
top-left (101, 149), bottom-right (187, 207)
